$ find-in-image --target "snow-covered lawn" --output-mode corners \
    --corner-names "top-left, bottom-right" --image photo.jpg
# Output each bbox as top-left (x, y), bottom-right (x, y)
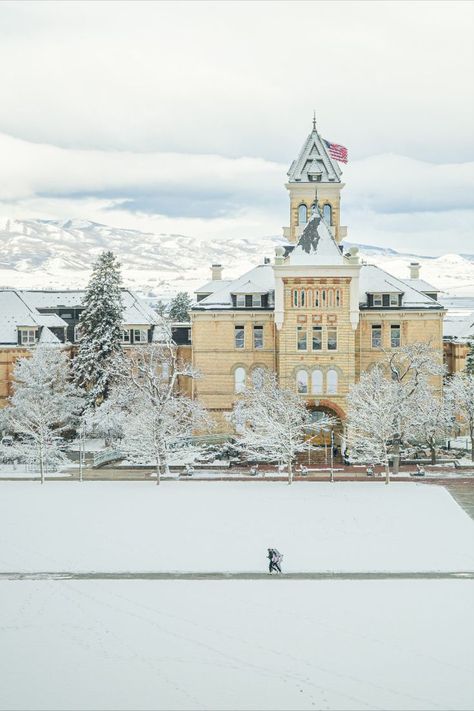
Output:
top-left (0, 481), bottom-right (473, 573)
top-left (0, 579), bottom-right (472, 711)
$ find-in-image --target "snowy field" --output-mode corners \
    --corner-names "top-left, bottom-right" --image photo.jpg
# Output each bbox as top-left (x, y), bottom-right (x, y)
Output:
top-left (0, 579), bottom-right (472, 711)
top-left (0, 482), bottom-right (473, 573)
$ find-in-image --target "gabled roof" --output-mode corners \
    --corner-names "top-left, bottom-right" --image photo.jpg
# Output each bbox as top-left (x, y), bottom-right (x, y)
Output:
top-left (359, 265), bottom-right (443, 308)
top-left (194, 264), bottom-right (274, 310)
top-left (0, 290), bottom-right (45, 344)
top-left (402, 278), bottom-right (439, 294)
top-left (195, 279), bottom-right (231, 294)
top-left (21, 289), bottom-right (160, 326)
top-left (287, 126), bottom-right (342, 183)
top-left (289, 210), bottom-right (345, 266)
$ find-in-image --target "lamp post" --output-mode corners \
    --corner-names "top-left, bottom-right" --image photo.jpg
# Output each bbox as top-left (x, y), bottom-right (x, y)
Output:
top-left (330, 429), bottom-right (334, 483)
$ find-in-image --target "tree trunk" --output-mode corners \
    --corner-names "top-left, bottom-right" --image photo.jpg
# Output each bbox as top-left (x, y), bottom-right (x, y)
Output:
top-left (287, 459), bottom-right (293, 486)
top-left (430, 443), bottom-right (437, 465)
top-left (385, 458), bottom-right (390, 485)
top-left (392, 442), bottom-right (400, 474)
top-left (471, 436), bottom-right (474, 462)
top-left (155, 459), bottom-right (161, 486)
top-left (39, 443), bottom-right (44, 486)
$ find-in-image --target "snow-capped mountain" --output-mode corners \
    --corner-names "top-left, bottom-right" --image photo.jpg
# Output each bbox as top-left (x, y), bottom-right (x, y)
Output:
top-left (1, 218), bottom-right (474, 299)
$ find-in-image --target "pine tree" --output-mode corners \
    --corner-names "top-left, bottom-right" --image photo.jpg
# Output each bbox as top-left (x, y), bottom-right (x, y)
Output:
top-left (168, 291), bottom-right (192, 322)
top-left (466, 341), bottom-right (474, 374)
top-left (73, 251), bottom-right (124, 405)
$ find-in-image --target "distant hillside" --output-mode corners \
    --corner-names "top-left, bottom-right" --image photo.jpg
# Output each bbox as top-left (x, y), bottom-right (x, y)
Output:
top-left (0, 218), bottom-right (473, 298)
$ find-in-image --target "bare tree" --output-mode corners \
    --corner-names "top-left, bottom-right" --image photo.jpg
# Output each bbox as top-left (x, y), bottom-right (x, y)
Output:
top-left (230, 369), bottom-right (333, 485)
top-left (445, 373), bottom-right (474, 461)
top-left (6, 346), bottom-right (83, 483)
top-left (409, 384), bottom-right (454, 464)
top-left (347, 366), bottom-right (402, 484)
top-left (116, 326), bottom-right (209, 484)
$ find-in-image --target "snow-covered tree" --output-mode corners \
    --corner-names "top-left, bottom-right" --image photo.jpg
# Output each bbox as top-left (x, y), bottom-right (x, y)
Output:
top-left (5, 346), bottom-right (83, 483)
top-left (116, 325), bottom-right (209, 483)
top-left (445, 373), bottom-right (474, 461)
top-left (409, 384), bottom-right (454, 464)
top-left (73, 251), bottom-right (124, 406)
top-left (466, 341), bottom-right (474, 375)
top-left (168, 291), bottom-right (193, 322)
top-left (347, 344), bottom-right (445, 480)
top-left (347, 366), bottom-right (403, 484)
top-left (382, 342), bottom-right (445, 472)
top-left (230, 369), bottom-right (333, 485)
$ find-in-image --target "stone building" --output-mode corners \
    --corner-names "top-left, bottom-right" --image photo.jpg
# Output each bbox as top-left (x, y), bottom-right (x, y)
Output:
top-left (191, 123), bottom-right (446, 434)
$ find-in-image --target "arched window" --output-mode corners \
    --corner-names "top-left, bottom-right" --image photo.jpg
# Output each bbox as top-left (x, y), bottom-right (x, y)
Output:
top-left (311, 369), bottom-right (323, 395)
top-left (298, 204), bottom-right (308, 225)
top-left (336, 289), bottom-right (341, 307)
top-left (234, 367), bottom-right (246, 394)
top-left (293, 290), bottom-right (298, 307)
top-left (296, 370), bottom-right (308, 394)
top-left (328, 289), bottom-right (334, 307)
top-left (314, 290), bottom-right (319, 307)
top-left (327, 369), bottom-right (338, 395)
top-left (307, 290), bottom-right (312, 308)
top-left (311, 201), bottom-right (317, 215)
top-left (322, 290), bottom-right (326, 307)
top-left (301, 290), bottom-right (305, 307)
top-left (323, 204), bottom-right (332, 225)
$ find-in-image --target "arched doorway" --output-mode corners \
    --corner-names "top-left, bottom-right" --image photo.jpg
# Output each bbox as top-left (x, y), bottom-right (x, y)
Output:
top-left (305, 402), bottom-right (346, 466)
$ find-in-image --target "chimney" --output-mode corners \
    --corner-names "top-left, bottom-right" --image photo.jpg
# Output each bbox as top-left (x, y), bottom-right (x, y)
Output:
top-left (263, 256), bottom-right (271, 265)
top-left (409, 262), bottom-right (420, 280)
top-left (347, 246), bottom-right (360, 264)
top-left (211, 263), bottom-right (223, 281)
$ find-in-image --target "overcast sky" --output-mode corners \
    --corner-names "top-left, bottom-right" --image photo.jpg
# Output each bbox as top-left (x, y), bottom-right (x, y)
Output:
top-left (0, 0), bottom-right (473, 255)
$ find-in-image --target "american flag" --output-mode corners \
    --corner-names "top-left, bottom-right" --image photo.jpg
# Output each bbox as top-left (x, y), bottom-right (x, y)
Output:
top-left (323, 139), bottom-right (348, 164)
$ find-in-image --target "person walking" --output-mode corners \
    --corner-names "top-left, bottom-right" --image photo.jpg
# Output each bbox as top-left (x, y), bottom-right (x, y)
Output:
top-left (268, 548), bottom-right (283, 574)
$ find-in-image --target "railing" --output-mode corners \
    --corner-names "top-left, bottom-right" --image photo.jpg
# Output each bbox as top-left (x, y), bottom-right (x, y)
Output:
top-left (92, 449), bottom-right (124, 468)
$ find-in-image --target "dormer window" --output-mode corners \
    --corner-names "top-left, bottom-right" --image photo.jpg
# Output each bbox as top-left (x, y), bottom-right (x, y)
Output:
top-left (233, 293), bottom-right (266, 308)
top-left (389, 294), bottom-right (399, 307)
top-left (370, 293), bottom-right (401, 308)
top-left (19, 328), bottom-right (37, 346)
top-left (373, 293), bottom-right (383, 307)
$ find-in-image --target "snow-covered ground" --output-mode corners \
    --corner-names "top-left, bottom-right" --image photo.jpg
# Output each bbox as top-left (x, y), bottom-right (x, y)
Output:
top-left (0, 579), bottom-right (472, 711)
top-left (0, 482), bottom-right (473, 573)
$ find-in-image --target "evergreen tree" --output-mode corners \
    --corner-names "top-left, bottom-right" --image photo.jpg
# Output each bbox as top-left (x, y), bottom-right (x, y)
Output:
top-left (466, 341), bottom-right (474, 374)
top-left (168, 291), bottom-right (192, 322)
top-left (73, 251), bottom-right (124, 405)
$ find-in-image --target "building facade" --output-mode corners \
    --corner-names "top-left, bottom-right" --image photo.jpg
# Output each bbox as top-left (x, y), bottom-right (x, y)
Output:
top-left (191, 123), bottom-right (446, 433)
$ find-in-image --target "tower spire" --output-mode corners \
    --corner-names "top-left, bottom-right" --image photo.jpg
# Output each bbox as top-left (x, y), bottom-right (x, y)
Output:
top-left (312, 110), bottom-right (317, 131)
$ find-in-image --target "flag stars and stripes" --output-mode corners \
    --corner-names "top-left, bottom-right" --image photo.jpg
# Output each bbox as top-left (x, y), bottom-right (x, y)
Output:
top-left (324, 139), bottom-right (348, 164)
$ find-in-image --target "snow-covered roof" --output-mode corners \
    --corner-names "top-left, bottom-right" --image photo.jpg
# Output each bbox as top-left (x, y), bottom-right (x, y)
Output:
top-left (401, 278), bottom-right (439, 294)
top-left (443, 311), bottom-right (474, 340)
top-left (287, 126), bottom-right (342, 183)
top-left (21, 289), bottom-right (160, 326)
top-left (359, 265), bottom-right (443, 308)
top-left (195, 280), bottom-right (231, 295)
top-left (0, 290), bottom-right (44, 344)
top-left (38, 327), bottom-right (61, 345)
top-left (289, 211), bottom-right (344, 266)
top-left (194, 260), bottom-right (443, 312)
top-left (194, 264), bottom-right (275, 310)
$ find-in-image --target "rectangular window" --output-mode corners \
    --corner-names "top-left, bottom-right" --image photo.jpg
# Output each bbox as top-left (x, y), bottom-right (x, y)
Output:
top-left (391, 324), bottom-right (401, 348)
top-left (245, 294), bottom-right (253, 307)
top-left (327, 327), bottom-right (338, 351)
top-left (236, 294), bottom-right (245, 308)
top-left (20, 329), bottom-right (36, 345)
top-left (252, 294), bottom-right (262, 308)
top-left (253, 325), bottom-right (263, 349)
top-left (297, 326), bottom-right (307, 351)
top-left (312, 326), bottom-right (322, 351)
top-left (121, 329), bottom-right (131, 344)
top-left (373, 294), bottom-right (383, 307)
top-left (389, 294), bottom-right (399, 307)
top-left (133, 329), bottom-right (148, 343)
top-left (235, 325), bottom-right (245, 349)
top-left (372, 324), bottom-right (382, 348)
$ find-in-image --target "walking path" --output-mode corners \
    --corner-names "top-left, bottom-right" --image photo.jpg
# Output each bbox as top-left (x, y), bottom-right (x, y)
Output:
top-left (1, 571), bottom-right (473, 581)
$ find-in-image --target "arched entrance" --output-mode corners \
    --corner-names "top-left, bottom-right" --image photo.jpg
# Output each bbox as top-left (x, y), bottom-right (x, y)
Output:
top-left (305, 401), bottom-right (346, 466)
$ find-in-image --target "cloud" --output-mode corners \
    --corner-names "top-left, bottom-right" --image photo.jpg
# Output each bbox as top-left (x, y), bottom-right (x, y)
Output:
top-left (0, 1), bottom-right (473, 163)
